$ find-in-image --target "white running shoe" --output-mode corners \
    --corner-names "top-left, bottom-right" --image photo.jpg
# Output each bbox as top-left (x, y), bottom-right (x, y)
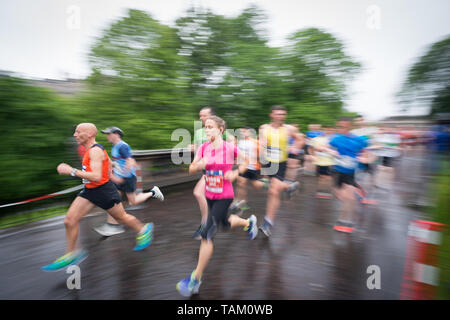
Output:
top-left (94, 223), bottom-right (125, 237)
top-left (151, 186), bottom-right (164, 201)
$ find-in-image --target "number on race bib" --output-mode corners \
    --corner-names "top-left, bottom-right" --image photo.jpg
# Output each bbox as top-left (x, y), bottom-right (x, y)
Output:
top-left (205, 170), bottom-right (224, 193)
top-left (266, 146), bottom-right (281, 161)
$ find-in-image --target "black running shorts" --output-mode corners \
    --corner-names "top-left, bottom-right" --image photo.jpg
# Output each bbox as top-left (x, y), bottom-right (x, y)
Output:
top-left (261, 161), bottom-right (287, 181)
top-left (316, 165), bottom-right (331, 176)
top-left (333, 171), bottom-right (359, 188)
top-left (201, 198), bottom-right (233, 240)
top-left (78, 181), bottom-right (122, 210)
top-left (239, 169), bottom-right (260, 181)
top-left (114, 175), bottom-right (137, 193)
top-left (382, 157), bottom-right (395, 167)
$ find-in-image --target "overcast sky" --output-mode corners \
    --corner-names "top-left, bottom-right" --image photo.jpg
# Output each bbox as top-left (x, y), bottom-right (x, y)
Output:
top-left (1, 0), bottom-right (449, 120)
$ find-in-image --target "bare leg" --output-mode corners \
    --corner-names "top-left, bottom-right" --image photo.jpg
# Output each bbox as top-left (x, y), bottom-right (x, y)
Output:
top-left (236, 176), bottom-right (248, 203)
top-left (229, 214), bottom-right (250, 229)
top-left (194, 177), bottom-right (208, 224)
top-left (317, 175), bottom-right (332, 193)
top-left (194, 240), bottom-right (213, 280)
top-left (265, 178), bottom-right (289, 222)
top-left (126, 191), bottom-right (154, 206)
top-left (336, 184), bottom-right (357, 223)
top-left (250, 179), bottom-right (265, 189)
top-left (106, 202), bottom-right (144, 233)
top-left (64, 197), bottom-right (96, 253)
top-left (286, 158), bottom-right (300, 181)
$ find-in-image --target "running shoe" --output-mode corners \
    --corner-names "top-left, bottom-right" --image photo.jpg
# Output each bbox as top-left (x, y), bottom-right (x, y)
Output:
top-left (239, 203), bottom-right (250, 215)
top-left (230, 201), bottom-right (250, 216)
top-left (361, 198), bottom-right (377, 205)
top-left (192, 223), bottom-right (206, 240)
top-left (133, 223), bottom-right (153, 251)
top-left (151, 186), bottom-right (164, 201)
top-left (229, 200), bottom-right (244, 214)
top-left (315, 192), bottom-right (333, 199)
top-left (333, 221), bottom-right (355, 233)
top-left (244, 215), bottom-right (258, 240)
top-left (41, 249), bottom-right (88, 272)
top-left (259, 178), bottom-right (270, 189)
top-left (286, 181), bottom-right (300, 199)
top-left (259, 220), bottom-right (273, 238)
top-left (176, 271), bottom-right (202, 297)
top-left (94, 223), bottom-right (125, 237)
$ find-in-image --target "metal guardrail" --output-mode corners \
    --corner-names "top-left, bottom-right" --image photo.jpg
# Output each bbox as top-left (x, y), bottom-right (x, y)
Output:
top-left (132, 148), bottom-right (200, 190)
top-left (132, 147), bottom-right (191, 157)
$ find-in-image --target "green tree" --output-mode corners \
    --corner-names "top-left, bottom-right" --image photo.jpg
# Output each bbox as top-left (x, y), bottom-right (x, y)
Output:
top-left (85, 9), bottom-right (193, 149)
top-left (399, 35), bottom-right (450, 115)
top-left (0, 76), bottom-right (76, 204)
top-left (279, 28), bottom-right (361, 129)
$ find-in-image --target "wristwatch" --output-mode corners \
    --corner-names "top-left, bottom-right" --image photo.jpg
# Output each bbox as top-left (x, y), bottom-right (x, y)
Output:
top-left (71, 168), bottom-right (77, 177)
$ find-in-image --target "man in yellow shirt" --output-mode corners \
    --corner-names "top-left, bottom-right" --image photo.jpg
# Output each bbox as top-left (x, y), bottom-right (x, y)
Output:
top-left (258, 106), bottom-right (302, 237)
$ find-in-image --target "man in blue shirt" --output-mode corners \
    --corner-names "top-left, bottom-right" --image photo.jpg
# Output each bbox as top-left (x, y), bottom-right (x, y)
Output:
top-left (94, 126), bottom-right (164, 237)
top-left (319, 117), bottom-right (368, 233)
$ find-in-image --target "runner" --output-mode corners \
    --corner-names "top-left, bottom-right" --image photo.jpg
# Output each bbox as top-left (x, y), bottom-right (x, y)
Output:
top-left (230, 126), bottom-right (268, 215)
top-left (176, 116), bottom-right (258, 297)
top-left (285, 124), bottom-right (305, 183)
top-left (42, 123), bottom-right (153, 271)
top-left (258, 105), bottom-right (301, 237)
top-left (191, 107), bottom-right (234, 240)
top-left (310, 127), bottom-right (335, 199)
top-left (324, 117), bottom-right (368, 233)
top-left (373, 126), bottom-right (402, 190)
top-left (351, 116), bottom-right (379, 204)
top-left (304, 124), bottom-right (324, 175)
top-left (93, 126), bottom-right (164, 237)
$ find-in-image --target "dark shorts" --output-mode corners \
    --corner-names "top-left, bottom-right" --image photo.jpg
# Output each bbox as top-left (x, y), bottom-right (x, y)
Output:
top-left (114, 175), bottom-right (137, 193)
top-left (288, 153), bottom-right (302, 160)
top-left (333, 171), bottom-right (359, 189)
top-left (316, 165), bottom-right (331, 176)
top-left (304, 145), bottom-right (312, 155)
top-left (359, 163), bottom-right (375, 174)
top-left (201, 198), bottom-right (234, 240)
top-left (239, 169), bottom-right (260, 180)
top-left (382, 157), bottom-right (395, 167)
top-left (261, 161), bottom-right (287, 181)
top-left (78, 181), bottom-right (122, 210)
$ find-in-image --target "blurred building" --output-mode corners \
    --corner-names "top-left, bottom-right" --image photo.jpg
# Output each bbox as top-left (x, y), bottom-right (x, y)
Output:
top-left (375, 115), bottom-right (432, 129)
top-left (27, 78), bottom-right (85, 96)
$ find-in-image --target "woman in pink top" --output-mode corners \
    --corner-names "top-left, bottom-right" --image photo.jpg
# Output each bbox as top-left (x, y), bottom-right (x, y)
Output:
top-left (176, 115), bottom-right (259, 297)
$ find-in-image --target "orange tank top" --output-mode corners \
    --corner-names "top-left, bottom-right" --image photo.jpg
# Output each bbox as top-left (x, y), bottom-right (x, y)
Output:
top-left (82, 143), bottom-right (110, 188)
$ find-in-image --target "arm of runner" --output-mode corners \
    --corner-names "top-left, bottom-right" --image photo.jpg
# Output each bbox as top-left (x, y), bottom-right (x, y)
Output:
top-left (258, 124), bottom-right (267, 155)
top-left (224, 152), bottom-right (248, 182)
top-left (189, 153), bottom-right (206, 174)
top-left (57, 147), bottom-right (104, 182)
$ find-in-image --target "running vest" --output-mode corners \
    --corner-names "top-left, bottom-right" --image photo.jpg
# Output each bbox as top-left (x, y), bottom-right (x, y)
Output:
top-left (263, 125), bottom-right (288, 163)
top-left (238, 137), bottom-right (261, 170)
top-left (82, 143), bottom-right (110, 188)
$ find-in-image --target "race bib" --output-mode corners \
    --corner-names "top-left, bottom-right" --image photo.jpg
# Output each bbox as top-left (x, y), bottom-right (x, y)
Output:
top-left (266, 146), bottom-right (281, 161)
top-left (205, 170), bottom-right (224, 193)
top-left (335, 155), bottom-right (358, 169)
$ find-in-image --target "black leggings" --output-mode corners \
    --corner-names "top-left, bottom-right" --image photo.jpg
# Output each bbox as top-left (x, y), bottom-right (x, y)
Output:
top-left (200, 198), bottom-right (233, 240)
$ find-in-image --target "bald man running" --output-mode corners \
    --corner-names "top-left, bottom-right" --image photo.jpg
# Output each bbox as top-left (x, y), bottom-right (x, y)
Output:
top-left (42, 123), bottom-right (153, 271)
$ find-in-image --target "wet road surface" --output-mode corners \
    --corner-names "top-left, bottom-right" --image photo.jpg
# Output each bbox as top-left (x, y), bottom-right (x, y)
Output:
top-left (0, 149), bottom-right (427, 299)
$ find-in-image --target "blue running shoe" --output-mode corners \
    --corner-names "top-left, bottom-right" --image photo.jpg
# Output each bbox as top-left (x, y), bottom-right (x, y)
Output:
top-left (133, 223), bottom-right (153, 251)
top-left (259, 220), bottom-right (273, 238)
top-left (244, 215), bottom-right (258, 240)
top-left (41, 249), bottom-right (88, 272)
top-left (176, 271), bottom-right (201, 297)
